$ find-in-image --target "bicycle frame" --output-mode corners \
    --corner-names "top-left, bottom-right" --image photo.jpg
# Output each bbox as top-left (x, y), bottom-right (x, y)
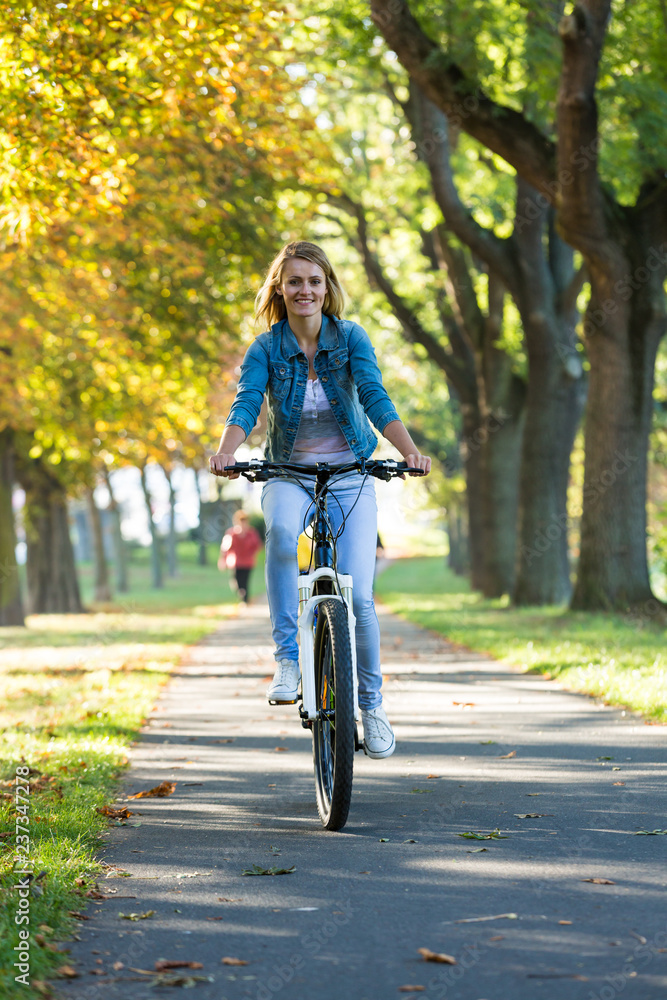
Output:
top-left (296, 470), bottom-right (359, 723)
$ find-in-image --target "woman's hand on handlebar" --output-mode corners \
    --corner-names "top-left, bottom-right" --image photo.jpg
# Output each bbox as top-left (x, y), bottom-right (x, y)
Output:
top-left (209, 453), bottom-right (239, 479)
top-left (402, 452), bottom-right (431, 477)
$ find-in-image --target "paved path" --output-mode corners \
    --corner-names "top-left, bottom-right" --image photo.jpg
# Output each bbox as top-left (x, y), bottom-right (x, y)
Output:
top-left (57, 601), bottom-right (667, 1000)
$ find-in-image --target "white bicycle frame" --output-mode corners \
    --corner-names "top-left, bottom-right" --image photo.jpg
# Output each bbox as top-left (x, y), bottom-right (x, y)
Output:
top-left (297, 567), bottom-right (359, 722)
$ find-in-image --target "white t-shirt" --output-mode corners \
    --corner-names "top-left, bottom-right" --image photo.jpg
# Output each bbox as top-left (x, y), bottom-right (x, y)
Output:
top-left (290, 379), bottom-right (355, 465)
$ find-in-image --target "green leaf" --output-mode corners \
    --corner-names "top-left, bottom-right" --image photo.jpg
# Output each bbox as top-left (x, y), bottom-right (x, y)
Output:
top-left (241, 864), bottom-right (296, 876)
top-left (457, 829), bottom-right (508, 840)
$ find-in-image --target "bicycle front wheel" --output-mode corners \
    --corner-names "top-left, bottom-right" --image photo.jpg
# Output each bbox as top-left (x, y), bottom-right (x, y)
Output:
top-left (312, 598), bottom-right (355, 831)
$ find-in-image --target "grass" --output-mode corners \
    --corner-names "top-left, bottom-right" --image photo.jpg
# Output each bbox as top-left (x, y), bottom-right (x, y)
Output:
top-left (376, 557), bottom-right (667, 724)
top-left (0, 541), bottom-right (256, 996)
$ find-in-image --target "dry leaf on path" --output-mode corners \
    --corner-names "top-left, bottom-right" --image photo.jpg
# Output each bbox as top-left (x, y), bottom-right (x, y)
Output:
top-left (426, 774), bottom-right (439, 779)
top-left (581, 878), bottom-right (615, 885)
top-left (155, 961), bottom-right (203, 972)
top-left (488, 935), bottom-right (504, 941)
top-left (514, 813), bottom-right (551, 819)
top-left (97, 806), bottom-right (133, 820)
top-left (458, 829), bottom-right (507, 840)
top-left (452, 701), bottom-right (475, 709)
top-left (274, 747), bottom-right (289, 752)
top-left (635, 829), bottom-right (667, 835)
top-left (56, 966), bottom-right (78, 978)
top-left (498, 750), bottom-right (517, 759)
top-left (418, 948), bottom-right (457, 965)
top-left (119, 911), bottom-right (155, 920)
top-left (559, 920), bottom-right (573, 925)
top-left (399, 987), bottom-right (425, 992)
top-left (455, 912), bottom-right (517, 923)
top-left (222, 957), bottom-right (248, 966)
top-left (128, 781), bottom-right (176, 799)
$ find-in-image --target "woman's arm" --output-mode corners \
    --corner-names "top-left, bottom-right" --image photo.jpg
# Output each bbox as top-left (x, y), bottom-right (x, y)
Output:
top-left (210, 424), bottom-right (247, 479)
top-left (382, 420), bottom-right (431, 474)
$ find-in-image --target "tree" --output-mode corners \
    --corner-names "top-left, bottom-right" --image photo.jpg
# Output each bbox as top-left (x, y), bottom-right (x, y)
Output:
top-left (369, 0), bottom-right (667, 610)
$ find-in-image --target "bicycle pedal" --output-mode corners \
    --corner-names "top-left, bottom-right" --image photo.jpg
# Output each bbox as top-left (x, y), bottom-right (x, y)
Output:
top-left (268, 698), bottom-right (298, 706)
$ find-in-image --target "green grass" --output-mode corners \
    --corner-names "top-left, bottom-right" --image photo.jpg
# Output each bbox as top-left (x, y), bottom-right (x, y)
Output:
top-left (0, 541), bottom-right (253, 996)
top-left (376, 557), bottom-right (667, 723)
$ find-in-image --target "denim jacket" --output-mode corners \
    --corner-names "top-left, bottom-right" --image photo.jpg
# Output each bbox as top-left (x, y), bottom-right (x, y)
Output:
top-left (225, 315), bottom-right (400, 461)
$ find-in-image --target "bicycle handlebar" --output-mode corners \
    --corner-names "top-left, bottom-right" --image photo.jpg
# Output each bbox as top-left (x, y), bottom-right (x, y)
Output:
top-left (220, 459), bottom-right (425, 482)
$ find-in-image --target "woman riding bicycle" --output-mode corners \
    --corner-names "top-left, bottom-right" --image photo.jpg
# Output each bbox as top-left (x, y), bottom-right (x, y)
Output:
top-left (209, 241), bottom-right (430, 758)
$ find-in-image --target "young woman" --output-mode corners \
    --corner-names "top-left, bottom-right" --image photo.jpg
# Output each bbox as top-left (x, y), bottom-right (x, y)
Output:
top-left (210, 241), bottom-right (430, 758)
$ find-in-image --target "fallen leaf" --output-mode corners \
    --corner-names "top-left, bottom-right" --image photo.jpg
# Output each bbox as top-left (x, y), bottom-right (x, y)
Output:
top-left (119, 911), bottom-right (155, 920)
top-left (479, 740), bottom-right (495, 745)
top-left (241, 864), bottom-right (295, 876)
top-left (212, 738), bottom-right (235, 744)
top-left (274, 747), bottom-right (288, 752)
top-left (466, 848), bottom-right (488, 853)
top-left (581, 878), bottom-right (615, 885)
top-left (559, 920), bottom-right (573, 925)
top-left (403, 839), bottom-right (418, 843)
top-left (452, 701), bottom-right (475, 708)
top-left (399, 987), bottom-right (425, 993)
top-left (97, 806), bottom-right (133, 820)
top-left (418, 948), bottom-right (456, 965)
top-left (155, 961), bottom-right (203, 972)
top-left (635, 829), bottom-right (667, 835)
top-left (112, 962), bottom-right (124, 970)
top-left (206, 916), bottom-right (224, 921)
top-left (498, 750), bottom-right (516, 759)
top-left (458, 829), bottom-right (507, 840)
top-left (514, 813), bottom-right (550, 819)
top-left (128, 781), bottom-right (176, 799)
top-left (488, 935), bottom-right (504, 941)
top-left (597, 756), bottom-right (614, 761)
top-left (218, 897), bottom-right (241, 902)
top-left (56, 965), bottom-right (78, 978)
top-left (426, 774), bottom-right (439, 779)
top-left (379, 838), bottom-right (389, 842)
top-left (455, 913), bottom-right (517, 923)
top-left (613, 782), bottom-right (625, 786)
top-left (222, 957), bottom-right (248, 966)
top-left (526, 792), bottom-right (542, 796)
top-left (68, 911), bottom-right (89, 921)
top-left (410, 788), bottom-right (431, 794)
top-left (358, 870), bottom-right (370, 874)
top-left (151, 974), bottom-right (214, 987)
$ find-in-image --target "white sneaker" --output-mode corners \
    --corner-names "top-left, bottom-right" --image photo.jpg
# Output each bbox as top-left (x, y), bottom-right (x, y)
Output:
top-left (267, 659), bottom-right (300, 703)
top-left (361, 705), bottom-right (395, 759)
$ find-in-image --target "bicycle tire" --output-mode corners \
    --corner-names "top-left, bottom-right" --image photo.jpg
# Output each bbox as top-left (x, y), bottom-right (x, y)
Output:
top-left (312, 598), bottom-right (355, 831)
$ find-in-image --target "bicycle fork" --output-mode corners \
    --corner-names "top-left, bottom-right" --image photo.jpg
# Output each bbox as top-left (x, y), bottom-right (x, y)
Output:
top-left (297, 568), bottom-right (359, 724)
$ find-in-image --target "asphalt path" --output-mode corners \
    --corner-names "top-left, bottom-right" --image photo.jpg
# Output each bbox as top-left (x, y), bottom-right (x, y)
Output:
top-left (55, 599), bottom-right (667, 1000)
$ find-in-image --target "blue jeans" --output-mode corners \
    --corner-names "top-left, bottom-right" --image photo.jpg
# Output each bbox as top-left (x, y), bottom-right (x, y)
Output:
top-left (261, 473), bottom-right (382, 710)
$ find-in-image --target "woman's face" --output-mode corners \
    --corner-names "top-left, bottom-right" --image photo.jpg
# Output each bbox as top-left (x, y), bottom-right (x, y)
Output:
top-left (277, 258), bottom-right (327, 322)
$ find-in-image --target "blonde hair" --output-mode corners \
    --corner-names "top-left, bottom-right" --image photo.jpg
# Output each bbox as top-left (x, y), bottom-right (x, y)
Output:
top-left (254, 241), bottom-right (345, 329)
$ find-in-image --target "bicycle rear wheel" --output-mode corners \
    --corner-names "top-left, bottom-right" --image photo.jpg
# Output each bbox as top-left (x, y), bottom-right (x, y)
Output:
top-left (312, 598), bottom-right (355, 831)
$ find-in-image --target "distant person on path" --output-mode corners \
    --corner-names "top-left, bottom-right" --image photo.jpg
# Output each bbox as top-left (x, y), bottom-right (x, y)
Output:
top-left (210, 240), bottom-right (430, 758)
top-left (218, 510), bottom-right (262, 604)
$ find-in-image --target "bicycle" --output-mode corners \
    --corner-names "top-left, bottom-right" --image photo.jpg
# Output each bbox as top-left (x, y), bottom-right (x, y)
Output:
top-left (224, 458), bottom-right (424, 831)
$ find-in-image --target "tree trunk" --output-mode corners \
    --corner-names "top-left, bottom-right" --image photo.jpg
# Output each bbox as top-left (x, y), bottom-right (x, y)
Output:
top-left (460, 405), bottom-right (485, 591)
top-left (161, 465), bottom-right (178, 577)
top-left (193, 467), bottom-right (208, 566)
top-left (86, 486), bottom-right (112, 603)
top-left (476, 278), bottom-right (525, 598)
top-left (478, 353), bottom-right (525, 598)
top-left (572, 268), bottom-right (665, 609)
top-left (0, 430), bottom-right (24, 625)
top-left (446, 500), bottom-right (469, 576)
top-left (140, 463), bottom-right (163, 589)
top-left (104, 468), bottom-right (129, 593)
top-left (18, 458), bottom-right (84, 614)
